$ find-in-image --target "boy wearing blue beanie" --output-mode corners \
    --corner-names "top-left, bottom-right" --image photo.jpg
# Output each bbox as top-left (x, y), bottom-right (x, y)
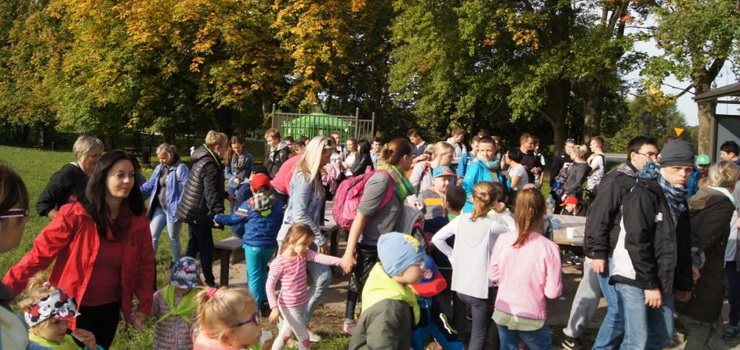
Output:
top-left (349, 232), bottom-right (426, 350)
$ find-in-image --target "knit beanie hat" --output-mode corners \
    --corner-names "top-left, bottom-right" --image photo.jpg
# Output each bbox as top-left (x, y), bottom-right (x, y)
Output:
top-left (659, 139), bottom-right (694, 167)
top-left (377, 232), bottom-right (425, 277)
top-left (171, 257), bottom-right (201, 289)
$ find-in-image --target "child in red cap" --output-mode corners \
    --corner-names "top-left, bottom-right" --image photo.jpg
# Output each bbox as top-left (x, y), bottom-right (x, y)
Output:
top-left (560, 196), bottom-right (585, 216)
top-left (214, 173), bottom-right (284, 316)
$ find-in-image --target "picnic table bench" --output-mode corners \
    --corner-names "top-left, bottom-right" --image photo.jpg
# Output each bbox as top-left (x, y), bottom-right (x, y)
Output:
top-left (213, 237), bottom-right (245, 286)
top-left (552, 214), bottom-right (586, 254)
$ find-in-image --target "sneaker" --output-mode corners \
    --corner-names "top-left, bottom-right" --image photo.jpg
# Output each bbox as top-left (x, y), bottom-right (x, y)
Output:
top-left (573, 257), bottom-right (583, 267)
top-left (342, 319), bottom-right (357, 334)
top-left (561, 335), bottom-right (583, 349)
top-left (307, 330), bottom-right (322, 343)
top-left (724, 325), bottom-right (740, 340)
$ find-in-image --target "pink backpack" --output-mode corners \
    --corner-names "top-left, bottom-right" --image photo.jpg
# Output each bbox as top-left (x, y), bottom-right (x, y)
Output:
top-left (332, 170), bottom-right (395, 230)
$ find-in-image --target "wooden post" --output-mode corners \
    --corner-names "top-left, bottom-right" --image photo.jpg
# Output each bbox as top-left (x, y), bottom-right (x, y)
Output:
top-left (371, 112), bottom-right (376, 138)
top-left (354, 108), bottom-right (360, 139)
top-left (271, 104), bottom-right (276, 130)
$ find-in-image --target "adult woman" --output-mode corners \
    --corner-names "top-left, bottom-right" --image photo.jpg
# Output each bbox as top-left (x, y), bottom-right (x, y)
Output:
top-left (349, 138), bottom-right (374, 176)
top-left (409, 141), bottom-right (454, 196)
top-left (342, 138), bottom-right (359, 178)
top-left (505, 148), bottom-right (528, 194)
top-left (341, 138), bottom-right (415, 334)
top-left (36, 135), bottom-right (103, 219)
top-left (675, 161), bottom-right (738, 349)
top-left (140, 143), bottom-right (190, 263)
top-left (277, 136), bottom-right (338, 341)
top-left (224, 136), bottom-right (254, 209)
top-left (563, 145), bottom-right (590, 200)
top-left (3, 150), bottom-right (155, 349)
top-left (0, 164), bottom-right (31, 350)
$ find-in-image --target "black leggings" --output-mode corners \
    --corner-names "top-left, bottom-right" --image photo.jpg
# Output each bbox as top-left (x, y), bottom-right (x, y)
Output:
top-left (74, 301), bottom-right (121, 349)
top-left (345, 244), bottom-right (378, 320)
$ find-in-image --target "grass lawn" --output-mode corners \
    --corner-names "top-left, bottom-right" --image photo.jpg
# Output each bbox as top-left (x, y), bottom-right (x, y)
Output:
top-left (0, 145), bottom-right (350, 349)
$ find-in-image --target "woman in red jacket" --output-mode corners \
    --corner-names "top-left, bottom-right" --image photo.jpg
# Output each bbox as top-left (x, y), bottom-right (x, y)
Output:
top-left (3, 150), bottom-right (155, 349)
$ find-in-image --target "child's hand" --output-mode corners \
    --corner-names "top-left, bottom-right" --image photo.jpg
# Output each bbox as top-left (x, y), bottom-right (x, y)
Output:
top-left (72, 329), bottom-right (97, 349)
top-left (269, 308), bottom-right (280, 324)
top-left (213, 219), bottom-right (220, 228)
top-left (132, 311), bottom-right (147, 331)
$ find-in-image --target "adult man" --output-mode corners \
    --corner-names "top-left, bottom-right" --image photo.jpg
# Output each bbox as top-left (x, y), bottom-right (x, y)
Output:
top-left (264, 128), bottom-right (291, 179)
top-left (176, 130), bottom-right (229, 287)
top-left (447, 127), bottom-right (467, 173)
top-left (518, 133), bottom-right (541, 184)
top-left (610, 139), bottom-right (693, 349)
top-left (586, 136), bottom-right (606, 198)
top-left (686, 154), bottom-right (711, 198)
top-left (407, 129), bottom-right (429, 165)
top-left (562, 137), bottom-right (659, 349)
top-left (330, 131), bottom-right (348, 166)
top-left (720, 141), bottom-right (740, 166)
top-left (370, 137), bottom-right (383, 168)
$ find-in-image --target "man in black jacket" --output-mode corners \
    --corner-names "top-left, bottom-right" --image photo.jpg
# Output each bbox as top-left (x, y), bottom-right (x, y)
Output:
top-left (176, 130), bottom-right (228, 286)
top-left (562, 136), bottom-right (658, 349)
top-left (610, 139), bottom-right (694, 349)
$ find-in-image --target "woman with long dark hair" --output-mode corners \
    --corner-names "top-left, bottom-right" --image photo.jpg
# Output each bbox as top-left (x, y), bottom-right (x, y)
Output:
top-left (4, 150), bottom-right (155, 349)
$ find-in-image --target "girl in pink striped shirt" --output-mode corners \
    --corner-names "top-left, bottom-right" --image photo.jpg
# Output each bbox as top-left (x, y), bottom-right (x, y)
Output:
top-left (266, 224), bottom-right (342, 350)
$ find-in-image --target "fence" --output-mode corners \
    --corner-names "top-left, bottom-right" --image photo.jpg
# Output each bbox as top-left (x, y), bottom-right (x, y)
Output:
top-left (270, 105), bottom-right (375, 142)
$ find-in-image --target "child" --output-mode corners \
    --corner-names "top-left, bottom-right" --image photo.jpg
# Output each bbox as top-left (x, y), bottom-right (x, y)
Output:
top-left (489, 188), bottom-right (562, 349)
top-left (224, 136), bottom-right (255, 212)
top-left (151, 257), bottom-right (201, 350)
top-left (560, 195), bottom-right (585, 216)
top-left (431, 182), bottom-right (514, 350)
top-left (410, 256), bottom-right (464, 350)
top-left (214, 174), bottom-right (284, 315)
top-left (19, 275), bottom-right (101, 350)
top-left (349, 232), bottom-right (426, 350)
top-left (266, 224), bottom-right (342, 350)
top-left (418, 166), bottom-right (456, 220)
top-left (193, 286), bottom-right (263, 350)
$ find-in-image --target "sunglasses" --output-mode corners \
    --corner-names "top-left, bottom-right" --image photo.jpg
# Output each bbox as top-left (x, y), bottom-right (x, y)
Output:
top-left (0, 209), bottom-right (29, 219)
top-left (232, 313), bottom-right (260, 328)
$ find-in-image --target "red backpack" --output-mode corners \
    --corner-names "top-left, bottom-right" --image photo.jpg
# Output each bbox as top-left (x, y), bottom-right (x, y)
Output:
top-left (332, 170), bottom-right (395, 230)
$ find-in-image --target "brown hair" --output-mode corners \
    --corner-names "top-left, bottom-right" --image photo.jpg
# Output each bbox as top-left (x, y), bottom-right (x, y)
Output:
top-left (0, 163), bottom-right (29, 216)
top-left (280, 223), bottom-right (316, 253)
top-left (471, 182), bottom-right (499, 220)
top-left (519, 133), bottom-right (533, 145)
top-left (513, 188), bottom-right (545, 247)
top-left (264, 128), bottom-right (280, 140)
top-left (195, 286), bottom-right (256, 345)
top-left (591, 136), bottom-right (604, 149)
top-left (451, 127), bottom-right (466, 136)
top-left (223, 136), bottom-right (244, 164)
top-left (380, 138), bottom-right (413, 166)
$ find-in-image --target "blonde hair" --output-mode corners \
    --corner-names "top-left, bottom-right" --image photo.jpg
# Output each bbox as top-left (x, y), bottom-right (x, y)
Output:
top-left (707, 161), bottom-right (739, 188)
top-left (156, 143), bottom-right (177, 157)
top-left (195, 286), bottom-right (256, 345)
top-left (572, 145), bottom-right (588, 160)
top-left (298, 136), bottom-right (335, 197)
top-left (18, 273), bottom-right (58, 333)
top-left (280, 223), bottom-right (315, 253)
top-left (427, 141), bottom-right (454, 159)
top-left (471, 182), bottom-right (499, 220)
top-left (72, 135), bottom-right (103, 162)
top-left (513, 188), bottom-right (545, 247)
top-left (205, 130), bottom-right (228, 149)
top-left (264, 128), bottom-right (280, 139)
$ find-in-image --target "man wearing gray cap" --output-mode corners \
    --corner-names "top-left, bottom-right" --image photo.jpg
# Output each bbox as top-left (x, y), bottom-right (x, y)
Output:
top-left (609, 139), bottom-right (695, 349)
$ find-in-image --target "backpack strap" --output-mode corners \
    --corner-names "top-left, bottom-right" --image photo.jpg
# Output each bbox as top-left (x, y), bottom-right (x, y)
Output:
top-left (376, 170), bottom-right (396, 211)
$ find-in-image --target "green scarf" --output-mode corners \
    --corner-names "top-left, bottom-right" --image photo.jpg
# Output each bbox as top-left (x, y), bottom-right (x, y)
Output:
top-left (29, 334), bottom-right (80, 350)
top-left (156, 285), bottom-right (198, 324)
top-left (377, 164), bottom-right (416, 201)
top-left (362, 263), bottom-right (420, 324)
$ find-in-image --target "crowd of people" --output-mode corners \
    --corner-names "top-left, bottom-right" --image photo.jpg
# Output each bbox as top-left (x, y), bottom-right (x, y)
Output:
top-left (0, 129), bottom-right (739, 350)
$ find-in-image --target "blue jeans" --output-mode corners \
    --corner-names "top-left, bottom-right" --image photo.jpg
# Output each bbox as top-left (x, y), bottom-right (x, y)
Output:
top-left (497, 323), bottom-right (552, 350)
top-left (593, 259), bottom-right (624, 349)
top-left (726, 262), bottom-right (740, 326)
top-left (615, 283), bottom-right (673, 350)
top-left (243, 244), bottom-right (276, 306)
top-left (302, 243), bottom-right (331, 325)
top-left (149, 206), bottom-right (182, 262)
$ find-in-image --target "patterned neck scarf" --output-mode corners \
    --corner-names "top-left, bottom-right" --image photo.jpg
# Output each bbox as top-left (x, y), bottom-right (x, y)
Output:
top-left (658, 174), bottom-right (688, 225)
top-left (377, 164), bottom-right (416, 200)
top-left (475, 156), bottom-right (500, 172)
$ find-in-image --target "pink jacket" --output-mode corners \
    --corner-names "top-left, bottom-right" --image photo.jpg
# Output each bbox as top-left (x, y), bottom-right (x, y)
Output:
top-left (270, 155), bottom-right (301, 195)
top-left (489, 231), bottom-right (562, 320)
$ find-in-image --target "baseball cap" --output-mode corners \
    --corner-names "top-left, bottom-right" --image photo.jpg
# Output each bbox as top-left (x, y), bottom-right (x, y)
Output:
top-left (432, 166), bottom-right (456, 178)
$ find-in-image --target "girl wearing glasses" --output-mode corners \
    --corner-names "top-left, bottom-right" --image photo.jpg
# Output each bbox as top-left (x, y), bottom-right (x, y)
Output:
top-left (193, 286), bottom-right (263, 350)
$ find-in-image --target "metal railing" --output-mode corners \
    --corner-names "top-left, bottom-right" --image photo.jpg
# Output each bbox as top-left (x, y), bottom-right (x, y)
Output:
top-left (270, 105), bottom-right (375, 142)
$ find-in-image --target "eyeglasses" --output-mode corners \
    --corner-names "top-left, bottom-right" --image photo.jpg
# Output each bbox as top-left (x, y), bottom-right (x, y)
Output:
top-left (0, 209), bottom-right (29, 219)
top-left (637, 152), bottom-right (658, 158)
top-left (232, 313), bottom-right (260, 328)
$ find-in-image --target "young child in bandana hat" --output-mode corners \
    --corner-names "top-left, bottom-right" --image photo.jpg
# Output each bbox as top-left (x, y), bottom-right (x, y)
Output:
top-left (214, 173), bottom-right (284, 316)
top-left (348, 232), bottom-right (427, 350)
top-left (19, 274), bottom-right (101, 350)
top-left (151, 257), bottom-right (202, 349)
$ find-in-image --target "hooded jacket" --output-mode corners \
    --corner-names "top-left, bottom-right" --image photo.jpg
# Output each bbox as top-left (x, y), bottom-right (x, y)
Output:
top-left (140, 160), bottom-right (189, 222)
top-left (265, 141), bottom-right (291, 179)
top-left (583, 163), bottom-right (639, 260)
top-left (3, 202), bottom-right (155, 328)
top-left (610, 179), bottom-right (693, 293)
top-left (175, 145), bottom-right (225, 226)
top-left (675, 186), bottom-right (735, 322)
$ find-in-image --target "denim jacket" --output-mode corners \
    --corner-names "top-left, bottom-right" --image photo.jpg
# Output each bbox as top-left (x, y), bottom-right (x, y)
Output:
top-left (141, 161), bottom-right (190, 222)
top-left (283, 171), bottom-right (326, 246)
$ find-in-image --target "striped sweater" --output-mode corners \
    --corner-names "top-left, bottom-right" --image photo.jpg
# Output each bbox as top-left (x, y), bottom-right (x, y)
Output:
top-left (266, 250), bottom-right (341, 309)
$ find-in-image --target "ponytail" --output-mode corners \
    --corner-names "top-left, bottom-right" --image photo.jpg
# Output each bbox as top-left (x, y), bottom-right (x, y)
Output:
top-left (512, 188), bottom-right (545, 247)
top-left (471, 182), bottom-right (498, 220)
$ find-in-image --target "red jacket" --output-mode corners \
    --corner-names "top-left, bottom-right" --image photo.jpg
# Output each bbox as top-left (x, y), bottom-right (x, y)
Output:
top-left (3, 201), bottom-right (155, 328)
top-left (270, 155), bottom-right (302, 195)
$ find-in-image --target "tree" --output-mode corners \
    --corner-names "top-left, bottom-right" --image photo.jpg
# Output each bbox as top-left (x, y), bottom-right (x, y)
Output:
top-left (642, 0), bottom-right (739, 154)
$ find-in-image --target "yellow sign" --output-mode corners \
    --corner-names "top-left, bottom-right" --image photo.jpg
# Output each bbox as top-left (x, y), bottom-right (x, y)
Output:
top-left (674, 128), bottom-right (684, 136)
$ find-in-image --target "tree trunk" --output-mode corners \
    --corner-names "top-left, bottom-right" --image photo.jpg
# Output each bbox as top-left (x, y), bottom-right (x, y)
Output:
top-left (696, 100), bottom-right (714, 155)
top-left (582, 93), bottom-right (602, 138)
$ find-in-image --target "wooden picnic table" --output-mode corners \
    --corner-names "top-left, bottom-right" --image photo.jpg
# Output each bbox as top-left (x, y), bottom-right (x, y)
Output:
top-left (552, 214), bottom-right (586, 251)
